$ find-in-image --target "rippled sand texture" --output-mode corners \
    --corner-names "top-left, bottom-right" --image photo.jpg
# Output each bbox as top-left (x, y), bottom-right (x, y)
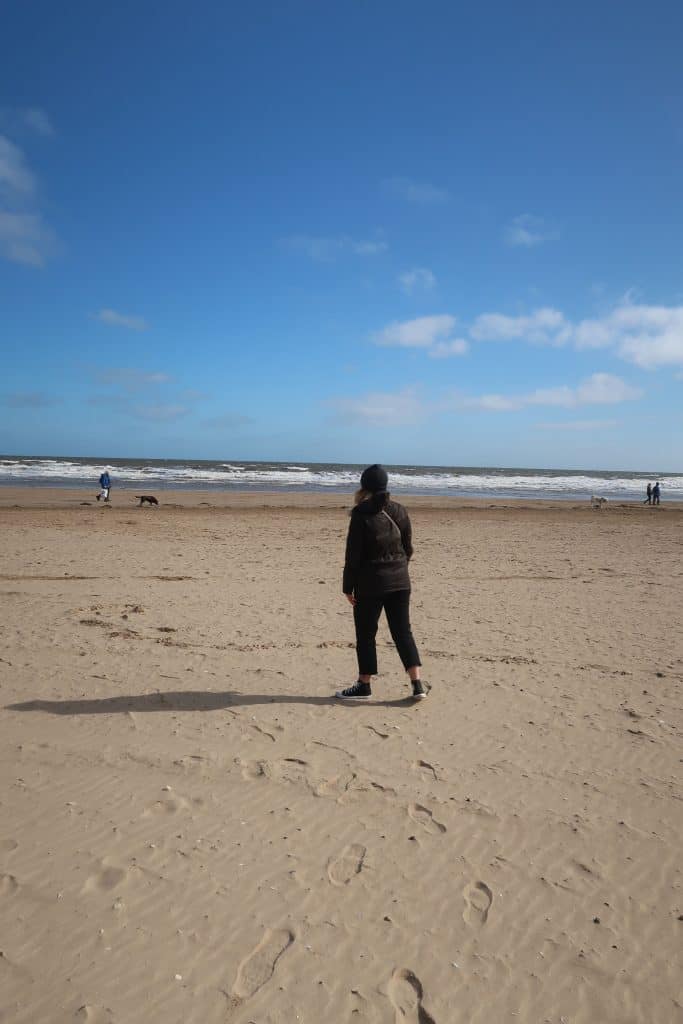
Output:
top-left (0, 491), bottom-right (681, 1023)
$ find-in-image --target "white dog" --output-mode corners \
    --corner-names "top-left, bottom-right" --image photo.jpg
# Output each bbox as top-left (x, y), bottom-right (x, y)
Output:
top-left (590, 495), bottom-right (608, 510)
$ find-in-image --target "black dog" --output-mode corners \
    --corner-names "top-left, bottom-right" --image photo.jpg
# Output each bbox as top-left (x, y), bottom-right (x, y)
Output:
top-left (136, 495), bottom-right (159, 506)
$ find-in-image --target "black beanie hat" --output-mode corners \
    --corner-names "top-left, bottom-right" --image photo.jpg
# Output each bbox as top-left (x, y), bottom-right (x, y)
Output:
top-left (360, 463), bottom-right (389, 493)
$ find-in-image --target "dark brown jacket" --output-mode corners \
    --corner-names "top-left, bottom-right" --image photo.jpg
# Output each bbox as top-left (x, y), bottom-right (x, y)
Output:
top-left (342, 496), bottom-right (413, 596)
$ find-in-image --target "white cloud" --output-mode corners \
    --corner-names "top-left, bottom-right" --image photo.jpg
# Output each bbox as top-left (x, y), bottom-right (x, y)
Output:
top-left (23, 108), bottom-right (55, 138)
top-left (373, 314), bottom-right (468, 359)
top-left (399, 267), bottom-right (436, 293)
top-left (0, 133), bottom-right (57, 267)
top-left (504, 213), bottom-right (558, 248)
top-left (429, 339), bottom-right (469, 358)
top-left (471, 307), bottom-right (570, 345)
top-left (574, 373), bottom-right (641, 404)
top-left (459, 373), bottom-right (642, 412)
top-left (283, 234), bottom-right (387, 261)
top-left (382, 177), bottom-right (450, 204)
top-left (575, 304), bottom-right (683, 368)
top-left (95, 308), bottom-right (149, 331)
top-left (465, 301), bottom-right (683, 368)
top-left (374, 314), bottom-right (456, 349)
top-left (327, 388), bottom-right (423, 425)
top-left (461, 393), bottom-right (525, 412)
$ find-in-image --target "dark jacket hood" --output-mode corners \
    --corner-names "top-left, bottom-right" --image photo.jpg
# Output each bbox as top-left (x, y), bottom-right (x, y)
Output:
top-left (356, 492), bottom-right (390, 515)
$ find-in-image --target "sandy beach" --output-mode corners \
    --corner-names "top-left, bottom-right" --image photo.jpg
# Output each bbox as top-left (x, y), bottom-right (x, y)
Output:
top-left (0, 488), bottom-right (681, 1024)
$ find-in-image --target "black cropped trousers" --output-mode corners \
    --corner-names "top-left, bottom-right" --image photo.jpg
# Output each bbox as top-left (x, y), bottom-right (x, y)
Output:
top-left (353, 589), bottom-right (421, 676)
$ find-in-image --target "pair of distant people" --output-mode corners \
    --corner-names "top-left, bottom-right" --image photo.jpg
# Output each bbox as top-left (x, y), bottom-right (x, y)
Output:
top-left (644, 481), bottom-right (661, 506)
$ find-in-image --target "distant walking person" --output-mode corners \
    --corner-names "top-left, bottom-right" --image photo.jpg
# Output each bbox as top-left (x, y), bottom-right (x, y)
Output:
top-left (645, 482), bottom-right (652, 505)
top-left (97, 469), bottom-right (111, 502)
top-left (652, 481), bottom-right (661, 505)
top-left (336, 464), bottom-right (426, 702)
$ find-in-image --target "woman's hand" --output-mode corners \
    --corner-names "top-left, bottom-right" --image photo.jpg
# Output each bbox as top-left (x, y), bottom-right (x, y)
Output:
top-left (344, 593), bottom-right (356, 606)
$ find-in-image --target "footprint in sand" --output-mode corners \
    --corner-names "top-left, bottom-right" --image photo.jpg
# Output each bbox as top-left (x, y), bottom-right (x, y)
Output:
top-left (273, 757), bottom-right (311, 788)
top-left (366, 725), bottom-right (390, 739)
top-left (387, 969), bottom-right (437, 1024)
top-left (240, 759), bottom-right (270, 780)
top-left (0, 873), bottom-right (19, 897)
top-left (75, 1006), bottom-right (114, 1023)
top-left (82, 860), bottom-right (128, 894)
top-left (232, 928), bottom-right (294, 1000)
top-left (316, 771), bottom-right (358, 799)
top-left (327, 844), bottom-right (366, 886)
top-left (142, 794), bottom-right (191, 817)
top-left (463, 880), bottom-right (493, 926)
top-left (412, 759), bottom-right (438, 781)
top-left (408, 803), bottom-right (447, 835)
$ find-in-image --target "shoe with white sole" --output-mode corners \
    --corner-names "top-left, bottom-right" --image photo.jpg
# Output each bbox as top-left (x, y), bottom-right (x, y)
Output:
top-left (335, 681), bottom-right (372, 700)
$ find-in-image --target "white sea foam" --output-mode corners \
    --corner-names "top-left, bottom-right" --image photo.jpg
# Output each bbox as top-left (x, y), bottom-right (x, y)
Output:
top-left (1, 458), bottom-right (681, 498)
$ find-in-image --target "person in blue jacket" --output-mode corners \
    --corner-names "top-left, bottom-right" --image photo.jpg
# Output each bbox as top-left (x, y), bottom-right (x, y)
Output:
top-left (97, 469), bottom-right (111, 502)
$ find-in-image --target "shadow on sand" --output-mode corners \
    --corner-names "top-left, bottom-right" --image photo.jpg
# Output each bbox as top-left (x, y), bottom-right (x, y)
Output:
top-left (6, 690), bottom-right (413, 715)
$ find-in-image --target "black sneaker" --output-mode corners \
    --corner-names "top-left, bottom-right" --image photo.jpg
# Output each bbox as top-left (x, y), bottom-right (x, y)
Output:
top-left (411, 680), bottom-right (427, 700)
top-left (335, 681), bottom-right (372, 700)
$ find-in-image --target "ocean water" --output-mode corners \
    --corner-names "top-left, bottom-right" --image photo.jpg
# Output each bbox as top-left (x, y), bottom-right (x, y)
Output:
top-left (0, 455), bottom-right (681, 501)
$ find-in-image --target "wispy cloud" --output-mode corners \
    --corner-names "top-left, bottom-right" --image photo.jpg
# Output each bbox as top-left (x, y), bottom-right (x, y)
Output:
top-left (204, 412), bottom-right (253, 429)
top-left (87, 395), bottom-right (191, 423)
top-left (95, 308), bottom-right (149, 331)
top-left (382, 177), bottom-right (450, 204)
top-left (327, 387), bottom-right (423, 425)
top-left (181, 388), bottom-right (210, 402)
top-left (535, 419), bottom-right (620, 432)
top-left (0, 211), bottom-right (57, 267)
top-left (0, 132), bottom-right (57, 267)
top-left (94, 367), bottom-right (170, 391)
top-left (399, 267), bottom-right (436, 294)
top-left (283, 234), bottom-right (387, 262)
top-left (0, 106), bottom-right (55, 139)
top-left (132, 404), bottom-right (190, 422)
top-left (22, 108), bottom-right (55, 138)
top-left (373, 314), bottom-right (468, 358)
top-left (504, 213), bottom-right (558, 248)
top-left (3, 391), bottom-right (59, 408)
top-left (457, 373), bottom-right (642, 412)
top-left (0, 135), bottom-right (35, 195)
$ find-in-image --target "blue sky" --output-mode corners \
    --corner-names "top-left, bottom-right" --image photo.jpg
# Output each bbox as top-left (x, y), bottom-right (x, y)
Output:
top-left (1, 1), bottom-right (682, 469)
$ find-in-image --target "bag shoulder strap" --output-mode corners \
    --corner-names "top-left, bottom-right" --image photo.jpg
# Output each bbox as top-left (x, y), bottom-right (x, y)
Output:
top-left (381, 508), bottom-right (401, 535)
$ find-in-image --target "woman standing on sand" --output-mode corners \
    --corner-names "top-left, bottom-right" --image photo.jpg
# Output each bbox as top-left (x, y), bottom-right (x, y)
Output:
top-left (336, 464), bottom-right (426, 701)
